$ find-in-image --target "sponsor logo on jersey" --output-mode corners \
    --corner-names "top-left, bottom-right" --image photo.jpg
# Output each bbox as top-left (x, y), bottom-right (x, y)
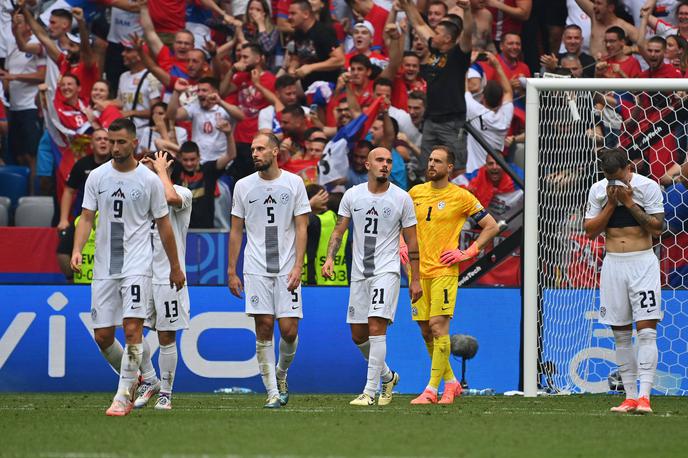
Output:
top-left (111, 188), bottom-right (126, 198)
top-left (366, 207), bottom-right (378, 216)
top-left (264, 195), bottom-right (277, 205)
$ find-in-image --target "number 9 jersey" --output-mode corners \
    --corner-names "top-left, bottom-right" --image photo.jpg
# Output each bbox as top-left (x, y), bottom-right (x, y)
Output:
top-left (232, 170), bottom-right (311, 276)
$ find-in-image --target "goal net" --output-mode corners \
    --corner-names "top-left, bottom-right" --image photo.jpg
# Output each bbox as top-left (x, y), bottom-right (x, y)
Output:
top-left (523, 79), bottom-right (688, 396)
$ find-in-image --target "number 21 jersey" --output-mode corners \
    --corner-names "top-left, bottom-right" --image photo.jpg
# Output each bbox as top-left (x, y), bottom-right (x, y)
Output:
top-left (232, 170), bottom-right (311, 277)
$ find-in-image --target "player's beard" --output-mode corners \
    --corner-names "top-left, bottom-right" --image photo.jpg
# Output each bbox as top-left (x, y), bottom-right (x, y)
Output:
top-left (426, 169), bottom-right (446, 182)
top-left (375, 175), bottom-right (388, 184)
top-left (254, 157), bottom-right (272, 171)
top-left (113, 151), bottom-right (131, 164)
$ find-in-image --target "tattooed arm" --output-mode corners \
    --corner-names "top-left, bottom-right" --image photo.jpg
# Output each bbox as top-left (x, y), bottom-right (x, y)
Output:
top-left (627, 205), bottom-right (664, 237)
top-left (321, 215), bottom-right (351, 279)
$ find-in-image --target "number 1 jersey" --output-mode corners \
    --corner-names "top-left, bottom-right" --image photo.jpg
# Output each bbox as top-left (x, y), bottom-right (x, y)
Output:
top-left (232, 170), bottom-right (311, 277)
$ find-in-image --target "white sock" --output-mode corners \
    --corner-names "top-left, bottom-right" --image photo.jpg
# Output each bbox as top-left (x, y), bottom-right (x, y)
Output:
top-left (363, 335), bottom-right (386, 397)
top-left (99, 341), bottom-right (123, 374)
top-left (637, 328), bottom-right (658, 399)
top-left (613, 329), bottom-right (638, 400)
top-left (256, 340), bottom-right (278, 398)
top-left (115, 343), bottom-right (143, 403)
top-left (276, 336), bottom-right (298, 380)
top-left (158, 343), bottom-right (178, 395)
top-left (356, 340), bottom-right (393, 383)
top-left (140, 340), bottom-right (159, 384)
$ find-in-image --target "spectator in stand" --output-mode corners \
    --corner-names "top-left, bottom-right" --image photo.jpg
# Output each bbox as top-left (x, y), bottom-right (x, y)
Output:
top-left (279, 104), bottom-right (312, 155)
top-left (345, 0), bottom-right (389, 52)
top-left (117, 39), bottom-right (162, 135)
top-left (400, 0), bottom-right (473, 172)
top-left (427, 1), bottom-right (449, 28)
top-left (233, 0), bottom-right (280, 69)
top-left (345, 21), bottom-right (389, 70)
top-left (486, 0), bottom-right (531, 48)
top-left (347, 139), bottom-right (373, 188)
top-left (285, 0), bottom-right (344, 89)
top-left (574, 0), bottom-right (639, 58)
top-left (168, 76), bottom-right (244, 164)
top-left (540, 24), bottom-right (596, 77)
top-left (372, 77), bottom-right (421, 147)
top-left (470, 0), bottom-right (496, 52)
top-left (639, 35), bottom-right (684, 77)
top-left (176, 127), bottom-right (236, 229)
top-left (559, 53), bottom-right (585, 77)
top-left (136, 101), bottom-right (188, 155)
top-left (407, 91), bottom-right (426, 134)
top-left (594, 26), bottom-right (642, 78)
top-left (257, 74), bottom-right (309, 136)
top-left (3, 10), bottom-right (46, 193)
top-left (465, 51), bottom-right (513, 174)
top-left (497, 32), bottom-right (530, 104)
top-left (666, 34), bottom-right (688, 74)
top-left (347, 54), bottom-right (375, 107)
top-left (84, 80), bottom-right (124, 130)
top-left (222, 42), bottom-right (276, 179)
top-left (56, 128), bottom-right (111, 280)
top-left (186, 0), bottom-right (233, 49)
top-left (378, 20), bottom-right (425, 112)
top-left (138, 0), bottom-right (194, 78)
top-left (638, 0), bottom-right (688, 41)
top-left (104, 1), bottom-right (142, 95)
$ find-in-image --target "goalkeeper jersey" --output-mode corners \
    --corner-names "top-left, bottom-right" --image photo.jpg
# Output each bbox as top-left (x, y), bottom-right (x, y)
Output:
top-left (409, 182), bottom-right (484, 279)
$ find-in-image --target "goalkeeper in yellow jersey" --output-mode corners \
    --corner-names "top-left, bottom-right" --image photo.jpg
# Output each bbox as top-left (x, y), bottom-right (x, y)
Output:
top-left (405, 146), bottom-right (499, 404)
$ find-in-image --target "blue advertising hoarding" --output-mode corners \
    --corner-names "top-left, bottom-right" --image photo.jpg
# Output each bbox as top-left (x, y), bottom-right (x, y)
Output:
top-left (0, 286), bottom-right (521, 393)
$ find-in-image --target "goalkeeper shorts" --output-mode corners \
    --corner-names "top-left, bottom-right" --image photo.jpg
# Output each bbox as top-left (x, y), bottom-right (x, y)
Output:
top-left (411, 276), bottom-right (458, 321)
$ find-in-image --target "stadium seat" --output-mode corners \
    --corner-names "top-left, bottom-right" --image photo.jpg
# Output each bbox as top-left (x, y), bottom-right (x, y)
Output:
top-left (0, 196), bottom-right (10, 210)
top-left (14, 201), bottom-right (54, 227)
top-left (0, 204), bottom-right (7, 226)
top-left (18, 196), bottom-right (53, 206)
top-left (0, 171), bottom-right (28, 207)
top-left (0, 165), bottom-right (30, 178)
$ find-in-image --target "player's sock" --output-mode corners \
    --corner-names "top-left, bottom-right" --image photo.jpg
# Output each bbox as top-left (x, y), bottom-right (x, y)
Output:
top-left (356, 339), bottom-right (393, 382)
top-left (99, 341), bottom-right (123, 373)
top-left (363, 335), bottom-right (386, 397)
top-left (256, 340), bottom-right (279, 398)
top-left (612, 329), bottom-right (638, 400)
top-left (424, 339), bottom-right (434, 359)
top-left (159, 342), bottom-right (178, 395)
top-left (637, 328), bottom-right (658, 399)
top-left (140, 340), bottom-right (159, 384)
top-left (429, 335), bottom-right (450, 390)
top-left (276, 336), bottom-right (298, 380)
top-left (115, 343), bottom-right (143, 403)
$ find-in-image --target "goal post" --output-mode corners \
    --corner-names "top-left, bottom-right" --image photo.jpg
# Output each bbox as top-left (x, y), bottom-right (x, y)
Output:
top-left (523, 78), bottom-right (688, 397)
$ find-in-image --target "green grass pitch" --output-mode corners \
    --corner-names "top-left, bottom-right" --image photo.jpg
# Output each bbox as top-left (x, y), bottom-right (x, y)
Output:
top-left (1, 393), bottom-right (687, 457)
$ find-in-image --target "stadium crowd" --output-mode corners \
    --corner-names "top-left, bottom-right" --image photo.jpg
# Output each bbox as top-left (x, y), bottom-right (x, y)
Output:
top-left (1, 0), bottom-right (688, 284)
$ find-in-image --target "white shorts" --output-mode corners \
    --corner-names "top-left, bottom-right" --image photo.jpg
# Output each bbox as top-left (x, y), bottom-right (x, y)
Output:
top-left (347, 272), bottom-right (400, 324)
top-left (91, 276), bottom-right (152, 328)
top-left (244, 274), bottom-right (303, 319)
top-left (146, 284), bottom-right (191, 331)
top-left (599, 249), bottom-right (662, 326)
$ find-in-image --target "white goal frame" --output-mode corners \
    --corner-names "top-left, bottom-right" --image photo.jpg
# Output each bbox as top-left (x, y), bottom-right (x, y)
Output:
top-left (523, 78), bottom-right (688, 397)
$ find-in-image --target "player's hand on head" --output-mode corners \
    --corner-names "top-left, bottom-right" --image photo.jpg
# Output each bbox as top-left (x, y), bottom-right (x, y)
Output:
top-left (152, 151), bottom-right (172, 173)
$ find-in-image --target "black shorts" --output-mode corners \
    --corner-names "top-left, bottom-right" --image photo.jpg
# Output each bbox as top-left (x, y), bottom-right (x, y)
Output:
top-left (56, 222), bottom-right (74, 256)
top-left (8, 109), bottom-right (41, 158)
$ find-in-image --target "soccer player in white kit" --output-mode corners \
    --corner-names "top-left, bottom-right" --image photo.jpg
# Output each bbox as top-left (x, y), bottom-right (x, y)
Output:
top-left (133, 151), bottom-right (193, 411)
top-left (322, 147), bottom-right (423, 406)
top-left (228, 133), bottom-right (311, 409)
top-left (583, 148), bottom-right (664, 414)
top-left (70, 118), bottom-right (186, 417)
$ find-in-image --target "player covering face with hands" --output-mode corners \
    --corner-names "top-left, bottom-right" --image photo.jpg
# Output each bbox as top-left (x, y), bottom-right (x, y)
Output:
top-left (323, 147), bottom-right (422, 406)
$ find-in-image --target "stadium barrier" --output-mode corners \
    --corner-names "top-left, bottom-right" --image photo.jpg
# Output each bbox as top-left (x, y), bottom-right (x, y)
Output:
top-left (0, 285), bottom-right (521, 393)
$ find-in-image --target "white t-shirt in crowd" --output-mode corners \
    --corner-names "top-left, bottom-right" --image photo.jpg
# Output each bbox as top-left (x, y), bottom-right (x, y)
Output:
top-left (5, 36), bottom-right (45, 110)
top-left (151, 185), bottom-right (192, 284)
top-left (136, 125), bottom-right (188, 155)
top-left (107, 4), bottom-right (142, 44)
top-left (82, 162), bottom-right (169, 280)
top-left (117, 69), bottom-right (162, 130)
top-left (258, 105), bottom-right (310, 135)
top-left (465, 93), bottom-right (513, 174)
top-left (231, 170), bottom-right (311, 277)
top-left (339, 182), bottom-right (417, 280)
top-left (185, 100), bottom-right (232, 163)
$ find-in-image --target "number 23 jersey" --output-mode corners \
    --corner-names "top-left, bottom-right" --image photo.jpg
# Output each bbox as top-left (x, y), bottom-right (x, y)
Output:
top-left (339, 183), bottom-right (417, 281)
top-left (232, 170), bottom-right (311, 277)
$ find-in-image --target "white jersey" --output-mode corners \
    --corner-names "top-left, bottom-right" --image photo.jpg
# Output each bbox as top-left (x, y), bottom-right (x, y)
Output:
top-left (185, 100), bottom-right (231, 163)
top-left (117, 69), bottom-right (162, 130)
top-left (232, 171), bottom-right (311, 277)
top-left (107, 5), bottom-right (142, 44)
top-left (585, 173), bottom-right (664, 221)
top-left (82, 162), bottom-right (169, 280)
top-left (151, 185), bottom-right (192, 284)
top-left (339, 183), bottom-right (417, 280)
top-left (465, 93), bottom-right (513, 174)
top-left (5, 36), bottom-right (45, 111)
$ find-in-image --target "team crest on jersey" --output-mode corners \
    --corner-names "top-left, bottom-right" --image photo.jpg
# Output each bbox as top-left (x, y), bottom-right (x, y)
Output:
top-left (280, 193), bottom-right (290, 205)
top-left (111, 188), bottom-right (126, 198)
top-left (130, 189), bottom-right (142, 201)
top-left (264, 195), bottom-right (277, 205)
top-left (382, 207), bottom-right (392, 218)
top-left (599, 307), bottom-right (606, 318)
top-left (411, 306), bottom-right (418, 316)
top-left (348, 306), bottom-right (355, 316)
top-left (366, 207), bottom-right (378, 216)
top-left (91, 309), bottom-right (97, 320)
top-left (251, 295), bottom-right (259, 305)
top-left (438, 201), bottom-right (446, 210)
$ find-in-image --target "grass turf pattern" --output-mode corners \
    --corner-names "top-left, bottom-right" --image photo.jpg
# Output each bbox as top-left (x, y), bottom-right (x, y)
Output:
top-left (0, 394), bottom-right (686, 457)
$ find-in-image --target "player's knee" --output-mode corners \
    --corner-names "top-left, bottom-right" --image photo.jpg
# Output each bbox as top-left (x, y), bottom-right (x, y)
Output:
top-left (157, 330), bottom-right (176, 346)
top-left (94, 328), bottom-right (115, 349)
